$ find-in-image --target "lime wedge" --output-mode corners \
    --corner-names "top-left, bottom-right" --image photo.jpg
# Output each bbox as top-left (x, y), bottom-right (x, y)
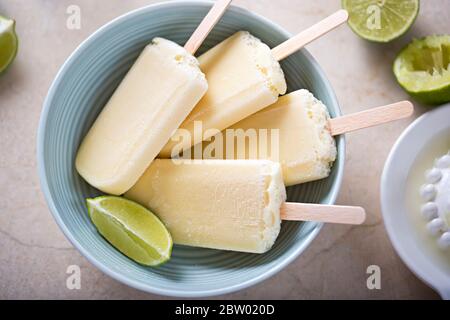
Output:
top-left (394, 35), bottom-right (450, 105)
top-left (0, 15), bottom-right (18, 74)
top-left (87, 196), bottom-right (172, 266)
top-left (342, 0), bottom-right (419, 42)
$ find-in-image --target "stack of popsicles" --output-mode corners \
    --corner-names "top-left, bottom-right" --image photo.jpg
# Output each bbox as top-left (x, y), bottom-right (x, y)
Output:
top-left (76, 2), bottom-right (413, 254)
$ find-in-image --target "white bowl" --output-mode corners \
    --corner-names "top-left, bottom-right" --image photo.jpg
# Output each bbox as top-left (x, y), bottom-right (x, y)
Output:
top-left (381, 103), bottom-right (450, 299)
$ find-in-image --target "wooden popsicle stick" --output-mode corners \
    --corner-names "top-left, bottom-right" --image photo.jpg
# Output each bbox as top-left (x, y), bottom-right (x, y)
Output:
top-left (328, 101), bottom-right (414, 136)
top-left (184, 0), bottom-right (233, 55)
top-left (271, 9), bottom-right (348, 61)
top-left (281, 203), bottom-right (366, 225)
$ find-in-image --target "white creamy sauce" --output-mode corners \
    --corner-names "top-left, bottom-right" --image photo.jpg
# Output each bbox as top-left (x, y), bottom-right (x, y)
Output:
top-left (405, 128), bottom-right (450, 270)
top-left (419, 153), bottom-right (450, 248)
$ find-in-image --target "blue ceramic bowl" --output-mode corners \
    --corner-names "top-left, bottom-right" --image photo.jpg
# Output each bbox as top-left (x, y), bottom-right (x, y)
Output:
top-left (38, 1), bottom-right (344, 297)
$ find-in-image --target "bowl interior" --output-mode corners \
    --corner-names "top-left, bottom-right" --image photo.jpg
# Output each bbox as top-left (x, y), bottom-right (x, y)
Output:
top-left (38, 1), bottom-right (343, 297)
top-left (381, 104), bottom-right (450, 298)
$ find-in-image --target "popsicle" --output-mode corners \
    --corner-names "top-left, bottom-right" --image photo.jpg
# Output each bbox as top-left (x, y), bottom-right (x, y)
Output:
top-left (158, 10), bottom-right (349, 158)
top-left (125, 159), bottom-right (365, 253)
top-left (197, 90), bottom-right (336, 185)
top-left (194, 90), bottom-right (414, 186)
top-left (75, 0), bottom-right (232, 195)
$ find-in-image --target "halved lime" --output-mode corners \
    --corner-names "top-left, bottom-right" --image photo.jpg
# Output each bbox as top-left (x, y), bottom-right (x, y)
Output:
top-left (0, 15), bottom-right (18, 74)
top-left (342, 0), bottom-right (419, 42)
top-left (87, 196), bottom-right (172, 266)
top-left (394, 35), bottom-right (450, 105)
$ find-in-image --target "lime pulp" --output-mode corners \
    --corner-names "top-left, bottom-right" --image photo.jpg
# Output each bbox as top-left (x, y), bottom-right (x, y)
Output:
top-left (393, 35), bottom-right (450, 105)
top-left (342, 0), bottom-right (419, 43)
top-left (87, 196), bottom-right (173, 266)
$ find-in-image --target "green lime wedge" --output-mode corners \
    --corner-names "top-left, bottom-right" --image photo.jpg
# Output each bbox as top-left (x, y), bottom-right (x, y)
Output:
top-left (87, 196), bottom-right (172, 266)
top-left (342, 0), bottom-right (419, 42)
top-left (0, 15), bottom-right (18, 74)
top-left (393, 35), bottom-right (450, 105)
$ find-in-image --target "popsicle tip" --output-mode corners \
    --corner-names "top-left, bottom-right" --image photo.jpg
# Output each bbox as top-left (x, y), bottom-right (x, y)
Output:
top-left (401, 100), bottom-right (415, 116)
top-left (334, 9), bottom-right (349, 22)
top-left (354, 206), bottom-right (366, 225)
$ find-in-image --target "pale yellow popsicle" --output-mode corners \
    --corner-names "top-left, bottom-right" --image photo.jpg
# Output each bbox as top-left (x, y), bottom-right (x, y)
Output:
top-left (125, 159), bottom-right (286, 253)
top-left (76, 38), bottom-right (208, 195)
top-left (159, 31), bottom-right (287, 158)
top-left (197, 89), bottom-right (337, 186)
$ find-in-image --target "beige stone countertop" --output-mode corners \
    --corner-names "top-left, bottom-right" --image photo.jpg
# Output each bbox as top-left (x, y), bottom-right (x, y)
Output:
top-left (0, 0), bottom-right (448, 299)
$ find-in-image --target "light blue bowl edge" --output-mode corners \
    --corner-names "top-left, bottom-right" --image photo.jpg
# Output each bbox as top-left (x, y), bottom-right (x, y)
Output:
top-left (36, 0), bottom-right (346, 298)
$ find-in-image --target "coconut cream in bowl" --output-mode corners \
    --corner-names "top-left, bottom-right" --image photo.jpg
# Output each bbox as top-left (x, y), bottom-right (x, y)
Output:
top-left (381, 103), bottom-right (450, 299)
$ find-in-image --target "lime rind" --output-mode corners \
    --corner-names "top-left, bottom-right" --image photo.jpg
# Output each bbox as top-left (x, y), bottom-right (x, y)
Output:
top-left (342, 0), bottom-right (419, 43)
top-left (0, 16), bottom-right (18, 74)
top-left (394, 35), bottom-right (450, 105)
top-left (87, 196), bottom-right (173, 266)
